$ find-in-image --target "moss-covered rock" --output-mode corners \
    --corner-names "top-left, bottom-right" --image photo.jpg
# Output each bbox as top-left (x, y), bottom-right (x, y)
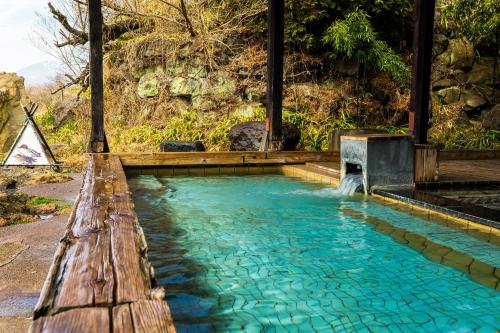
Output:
top-left (463, 91), bottom-right (487, 109)
top-left (244, 85), bottom-right (266, 103)
top-left (209, 71), bottom-right (238, 100)
top-left (137, 73), bottom-right (161, 98)
top-left (482, 104), bottom-right (500, 130)
top-left (448, 38), bottom-right (474, 68)
top-left (192, 95), bottom-right (216, 111)
top-left (433, 34), bottom-right (449, 56)
top-left (233, 103), bottom-right (263, 119)
top-left (432, 78), bottom-right (456, 91)
top-left (467, 59), bottom-right (496, 85)
top-left (437, 87), bottom-right (462, 104)
top-left (170, 77), bottom-right (202, 97)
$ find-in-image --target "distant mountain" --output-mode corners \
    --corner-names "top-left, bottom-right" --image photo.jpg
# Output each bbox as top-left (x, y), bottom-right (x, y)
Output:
top-left (17, 60), bottom-right (65, 87)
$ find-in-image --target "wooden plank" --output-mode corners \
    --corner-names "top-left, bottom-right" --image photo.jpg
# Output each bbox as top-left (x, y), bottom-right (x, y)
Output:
top-left (415, 145), bottom-right (437, 182)
top-left (113, 304), bottom-right (134, 332)
top-left (107, 156), bottom-right (154, 303)
top-left (116, 152), bottom-right (339, 167)
top-left (117, 152), bottom-right (245, 166)
top-left (110, 216), bottom-right (152, 303)
top-left (30, 308), bottom-right (109, 333)
top-left (70, 155), bottom-right (111, 237)
top-left (439, 150), bottom-right (500, 161)
top-left (438, 160), bottom-right (500, 182)
top-left (408, 0), bottom-right (436, 144)
top-left (33, 154), bottom-right (175, 332)
top-left (88, 0), bottom-right (109, 153)
top-left (130, 300), bottom-right (176, 333)
top-left (54, 230), bottom-right (114, 310)
top-left (266, 151), bottom-right (339, 163)
top-left (266, 0), bottom-right (285, 150)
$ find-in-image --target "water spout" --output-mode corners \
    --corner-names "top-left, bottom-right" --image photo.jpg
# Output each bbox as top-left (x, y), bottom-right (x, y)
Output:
top-left (337, 174), bottom-right (364, 195)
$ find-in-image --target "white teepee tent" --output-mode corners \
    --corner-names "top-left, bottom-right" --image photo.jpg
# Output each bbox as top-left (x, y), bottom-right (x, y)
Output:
top-left (3, 103), bottom-right (58, 166)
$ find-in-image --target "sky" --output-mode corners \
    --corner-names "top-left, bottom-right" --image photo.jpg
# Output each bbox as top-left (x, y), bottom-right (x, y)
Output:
top-left (0, 0), bottom-right (55, 72)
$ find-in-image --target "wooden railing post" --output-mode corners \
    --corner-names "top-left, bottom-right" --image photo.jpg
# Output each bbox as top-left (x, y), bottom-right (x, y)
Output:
top-left (409, 0), bottom-right (436, 145)
top-left (265, 0), bottom-right (285, 151)
top-left (88, 0), bottom-right (109, 153)
top-left (414, 145), bottom-right (438, 182)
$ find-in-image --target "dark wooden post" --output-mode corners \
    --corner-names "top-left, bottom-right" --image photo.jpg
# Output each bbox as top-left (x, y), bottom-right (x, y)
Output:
top-left (265, 0), bottom-right (285, 151)
top-left (409, 0), bottom-right (436, 145)
top-left (88, 0), bottom-right (109, 153)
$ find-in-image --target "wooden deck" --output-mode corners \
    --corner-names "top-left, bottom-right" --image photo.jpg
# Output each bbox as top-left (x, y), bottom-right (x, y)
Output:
top-left (438, 159), bottom-right (500, 182)
top-left (31, 154), bottom-right (175, 333)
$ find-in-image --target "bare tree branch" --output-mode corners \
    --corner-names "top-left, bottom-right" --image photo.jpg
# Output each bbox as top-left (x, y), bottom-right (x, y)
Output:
top-left (158, 0), bottom-right (196, 37)
top-left (48, 2), bottom-right (88, 45)
top-left (52, 63), bottom-right (89, 98)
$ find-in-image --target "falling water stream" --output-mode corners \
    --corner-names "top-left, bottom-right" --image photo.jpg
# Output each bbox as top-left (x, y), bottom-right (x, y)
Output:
top-left (336, 173), bottom-right (364, 195)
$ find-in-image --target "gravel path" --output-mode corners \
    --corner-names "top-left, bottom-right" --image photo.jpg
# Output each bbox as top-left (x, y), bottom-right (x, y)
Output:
top-left (0, 174), bottom-right (82, 332)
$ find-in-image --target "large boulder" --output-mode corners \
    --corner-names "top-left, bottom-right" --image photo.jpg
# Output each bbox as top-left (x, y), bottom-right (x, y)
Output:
top-left (432, 78), bottom-right (456, 91)
top-left (463, 91), bottom-right (488, 109)
top-left (433, 34), bottom-right (449, 56)
top-left (0, 73), bottom-right (25, 152)
top-left (482, 104), bottom-right (500, 130)
top-left (192, 95), bottom-right (216, 112)
top-left (169, 77), bottom-right (202, 97)
top-left (436, 86), bottom-right (462, 104)
top-left (228, 121), bottom-right (300, 151)
top-left (137, 73), bottom-right (161, 98)
top-left (467, 59), bottom-right (496, 85)
top-left (160, 141), bottom-right (206, 152)
top-left (448, 38), bottom-right (474, 68)
top-left (53, 98), bottom-right (87, 128)
top-left (207, 71), bottom-right (238, 101)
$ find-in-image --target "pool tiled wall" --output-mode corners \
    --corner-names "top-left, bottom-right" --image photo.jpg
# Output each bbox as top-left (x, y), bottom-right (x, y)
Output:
top-left (125, 165), bottom-right (282, 176)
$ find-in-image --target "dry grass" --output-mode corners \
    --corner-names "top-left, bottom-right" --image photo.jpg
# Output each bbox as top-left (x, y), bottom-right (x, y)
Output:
top-left (29, 173), bottom-right (73, 185)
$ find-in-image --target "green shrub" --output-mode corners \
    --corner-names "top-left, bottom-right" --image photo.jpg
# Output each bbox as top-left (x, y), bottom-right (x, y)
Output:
top-left (441, 0), bottom-right (500, 46)
top-left (322, 9), bottom-right (410, 83)
top-left (27, 197), bottom-right (58, 207)
top-left (35, 103), bottom-right (56, 129)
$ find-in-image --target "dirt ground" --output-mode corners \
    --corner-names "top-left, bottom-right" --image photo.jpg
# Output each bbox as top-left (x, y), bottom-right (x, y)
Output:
top-left (0, 173), bottom-right (82, 333)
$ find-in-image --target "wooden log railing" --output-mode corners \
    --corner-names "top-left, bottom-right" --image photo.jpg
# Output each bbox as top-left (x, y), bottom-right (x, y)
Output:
top-left (31, 154), bottom-right (175, 333)
top-left (438, 149), bottom-right (500, 161)
top-left (115, 151), bottom-right (340, 167)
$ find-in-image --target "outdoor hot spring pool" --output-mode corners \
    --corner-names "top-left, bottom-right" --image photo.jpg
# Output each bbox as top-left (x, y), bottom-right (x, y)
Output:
top-left (129, 174), bottom-right (500, 333)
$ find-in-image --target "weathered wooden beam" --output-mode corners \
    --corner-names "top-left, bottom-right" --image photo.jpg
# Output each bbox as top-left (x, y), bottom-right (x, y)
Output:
top-left (265, 0), bottom-right (285, 151)
top-left (114, 151), bottom-right (340, 167)
top-left (414, 145), bottom-right (437, 182)
top-left (409, 0), bottom-right (436, 144)
top-left (88, 0), bottom-right (109, 153)
top-left (438, 149), bottom-right (500, 161)
top-left (31, 155), bottom-right (174, 333)
top-left (31, 308), bottom-right (110, 333)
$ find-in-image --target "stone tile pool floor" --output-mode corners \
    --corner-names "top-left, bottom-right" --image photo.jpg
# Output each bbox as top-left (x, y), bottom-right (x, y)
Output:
top-left (129, 175), bottom-right (500, 332)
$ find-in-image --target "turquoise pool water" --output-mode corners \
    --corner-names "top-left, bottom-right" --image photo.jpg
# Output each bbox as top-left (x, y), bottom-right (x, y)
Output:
top-left (129, 175), bottom-right (500, 333)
